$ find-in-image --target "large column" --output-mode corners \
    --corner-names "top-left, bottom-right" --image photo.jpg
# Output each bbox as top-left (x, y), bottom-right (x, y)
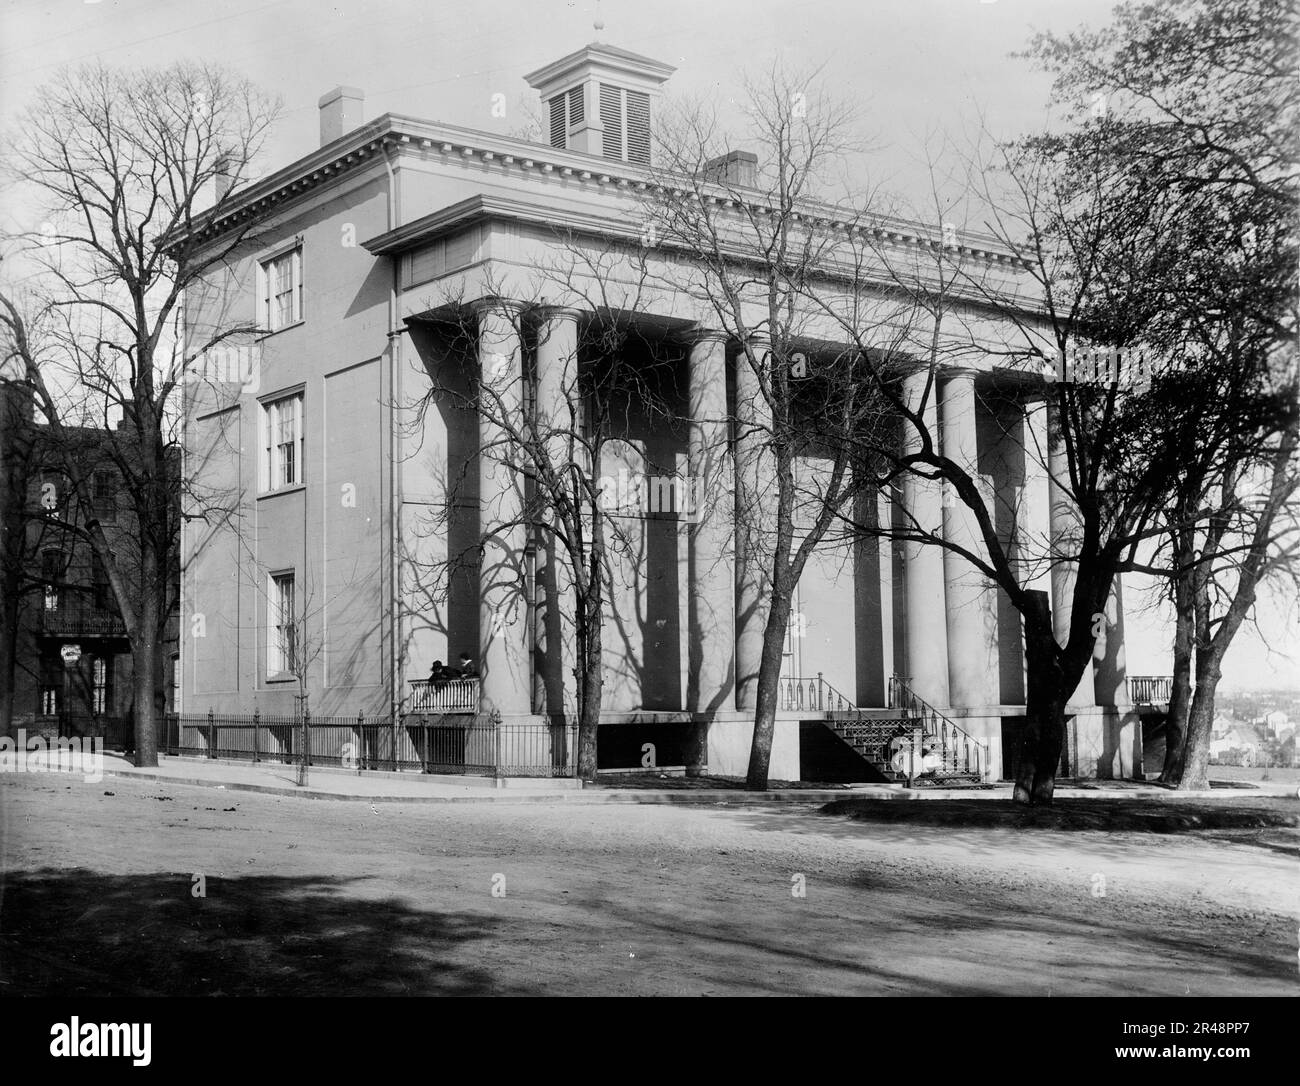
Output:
top-left (474, 300), bottom-right (532, 719)
top-left (1092, 576), bottom-right (1131, 708)
top-left (734, 338), bottom-right (774, 709)
top-left (940, 369), bottom-right (997, 708)
top-left (687, 330), bottom-right (735, 712)
top-left (533, 306), bottom-right (580, 717)
top-left (900, 369), bottom-right (949, 705)
top-left (1047, 396), bottom-right (1096, 708)
top-left (1020, 395), bottom-right (1053, 696)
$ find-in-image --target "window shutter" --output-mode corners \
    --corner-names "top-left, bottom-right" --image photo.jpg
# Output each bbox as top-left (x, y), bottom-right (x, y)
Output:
top-left (567, 85), bottom-right (584, 127)
top-left (599, 83), bottom-right (623, 160)
top-left (549, 94), bottom-right (565, 147)
top-left (626, 90), bottom-right (650, 165)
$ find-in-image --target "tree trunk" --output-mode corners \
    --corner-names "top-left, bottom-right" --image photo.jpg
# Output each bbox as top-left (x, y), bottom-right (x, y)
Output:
top-left (1160, 573), bottom-right (1194, 783)
top-left (1013, 593), bottom-right (1069, 806)
top-left (745, 593), bottom-right (793, 790)
top-left (131, 578), bottom-right (161, 767)
top-left (575, 582), bottom-right (603, 782)
top-left (1178, 659), bottom-right (1221, 790)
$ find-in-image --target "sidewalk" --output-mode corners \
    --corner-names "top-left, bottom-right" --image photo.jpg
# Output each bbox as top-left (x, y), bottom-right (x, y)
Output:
top-left (91, 752), bottom-right (1300, 805)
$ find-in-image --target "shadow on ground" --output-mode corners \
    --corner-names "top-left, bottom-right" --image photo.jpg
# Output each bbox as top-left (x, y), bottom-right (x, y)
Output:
top-left (0, 868), bottom-right (511, 996)
top-left (819, 796), bottom-right (1300, 833)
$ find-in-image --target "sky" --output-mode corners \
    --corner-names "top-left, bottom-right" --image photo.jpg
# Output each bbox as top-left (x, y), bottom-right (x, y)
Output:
top-left (1, 0), bottom-right (1295, 692)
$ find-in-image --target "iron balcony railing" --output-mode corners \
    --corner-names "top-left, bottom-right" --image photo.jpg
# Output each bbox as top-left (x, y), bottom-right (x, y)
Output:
top-left (37, 596), bottom-right (127, 638)
top-left (1128, 675), bottom-right (1174, 705)
top-left (1049, 345), bottom-right (1164, 390)
top-left (407, 678), bottom-right (479, 713)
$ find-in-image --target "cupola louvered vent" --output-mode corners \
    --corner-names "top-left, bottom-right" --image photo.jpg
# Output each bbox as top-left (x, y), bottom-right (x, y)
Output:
top-left (526, 43), bottom-right (674, 162)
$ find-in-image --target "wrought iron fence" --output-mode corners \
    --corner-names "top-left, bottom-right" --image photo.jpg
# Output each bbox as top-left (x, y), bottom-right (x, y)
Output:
top-left (162, 711), bottom-right (576, 778)
top-left (30, 714), bottom-right (134, 749)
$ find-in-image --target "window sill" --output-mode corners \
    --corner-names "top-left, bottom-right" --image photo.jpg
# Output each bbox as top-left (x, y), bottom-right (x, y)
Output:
top-left (257, 484), bottom-right (305, 501)
top-left (265, 674), bottom-right (298, 685)
top-left (259, 320), bottom-right (304, 339)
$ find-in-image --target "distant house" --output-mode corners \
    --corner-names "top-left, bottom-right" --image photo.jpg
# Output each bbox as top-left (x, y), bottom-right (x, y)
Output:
top-left (1209, 726), bottom-right (1263, 767)
top-left (1262, 709), bottom-right (1289, 735)
top-left (1211, 713), bottom-right (1239, 739)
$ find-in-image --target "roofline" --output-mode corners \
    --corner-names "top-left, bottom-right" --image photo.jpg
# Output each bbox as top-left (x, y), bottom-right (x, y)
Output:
top-left (523, 41), bottom-right (676, 88)
top-left (168, 114), bottom-right (1028, 270)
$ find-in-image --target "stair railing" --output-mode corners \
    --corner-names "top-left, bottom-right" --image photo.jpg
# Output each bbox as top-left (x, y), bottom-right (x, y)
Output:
top-left (776, 673), bottom-right (858, 713)
top-left (888, 675), bottom-right (990, 783)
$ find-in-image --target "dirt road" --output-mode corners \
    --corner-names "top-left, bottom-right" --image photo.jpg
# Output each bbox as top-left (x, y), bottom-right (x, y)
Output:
top-left (1, 772), bottom-right (1295, 995)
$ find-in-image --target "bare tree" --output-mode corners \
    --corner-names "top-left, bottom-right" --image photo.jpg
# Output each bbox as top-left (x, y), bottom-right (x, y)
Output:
top-left (640, 67), bottom-right (903, 788)
top-left (0, 61), bottom-right (279, 765)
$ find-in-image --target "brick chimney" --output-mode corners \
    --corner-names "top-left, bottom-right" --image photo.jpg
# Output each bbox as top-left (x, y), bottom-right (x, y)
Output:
top-left (318, 86), bottom-right (364, 146)
top-left (703, 150), bottom-right (758, 188)
top-left (213, 155), bottom-right (234, 202)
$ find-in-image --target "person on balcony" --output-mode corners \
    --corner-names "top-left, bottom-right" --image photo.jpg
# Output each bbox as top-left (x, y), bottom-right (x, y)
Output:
top-left (456, 653), bottom-right (477, 680)
top-left (427, 660), bottom-right (455, 691)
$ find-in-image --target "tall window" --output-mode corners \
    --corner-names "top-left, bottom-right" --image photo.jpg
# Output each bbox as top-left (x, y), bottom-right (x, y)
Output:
top-left (92, 470), bottom-right (116, 522)
top-left (260, 246), bottom-right (302, 331)
top-left (41, 549), bottom-right (62, 611)
top-left (269, 572), bottom-right (297, 676)
top-left (91, 551), bottom-right (113, 611)
top-left (91, 656), bottom-right (110, 715)
top-left (262, 392), bottom-right (304, 491)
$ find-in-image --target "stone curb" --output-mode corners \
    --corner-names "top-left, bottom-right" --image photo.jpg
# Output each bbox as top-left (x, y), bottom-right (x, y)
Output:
top-left (95, 764), bottom-right (1290, 805)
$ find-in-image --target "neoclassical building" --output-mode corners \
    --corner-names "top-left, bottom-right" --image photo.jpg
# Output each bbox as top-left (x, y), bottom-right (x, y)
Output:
top-left (177, 42), bottom-right (1145, 782)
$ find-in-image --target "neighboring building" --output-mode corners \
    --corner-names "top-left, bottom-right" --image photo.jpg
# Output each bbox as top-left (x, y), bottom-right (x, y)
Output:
top-left (1209, 725), bottom-right (1263, 767)
top-left (4, 418), bottom-right (180, 745)
top-left (1262, 709), bottom-right (1288, 735)
top-left (173, 41), bottom-right (1144, 781)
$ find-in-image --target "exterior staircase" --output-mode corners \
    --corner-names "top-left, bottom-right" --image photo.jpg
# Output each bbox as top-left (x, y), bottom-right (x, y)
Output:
top-left (778, 674), bottom-right (989, 786)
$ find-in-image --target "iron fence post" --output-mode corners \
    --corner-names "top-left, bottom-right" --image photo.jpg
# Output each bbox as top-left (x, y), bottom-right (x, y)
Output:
top-left (207, 708), bottom-right (215, 759)
top-left (252, 708), bottom-right (260, 764)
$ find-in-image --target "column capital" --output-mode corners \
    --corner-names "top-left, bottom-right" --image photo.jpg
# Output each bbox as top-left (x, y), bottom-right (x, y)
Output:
top-left (682, 324), bottom-right (729, 347)
top-left (941, 366), bottom-right (981, 381)
top-left (533, 304), bottom-right (585, 324)
top-left (468, 296), bottom-right (526, 321)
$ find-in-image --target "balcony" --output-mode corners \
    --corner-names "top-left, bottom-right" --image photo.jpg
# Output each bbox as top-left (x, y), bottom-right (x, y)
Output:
top-left (1128, 675), bottom-right (1173, 706)
top-left (37, 596), bottom-right (127, 639)
top-left (407, 678), bottom-right (479, 714)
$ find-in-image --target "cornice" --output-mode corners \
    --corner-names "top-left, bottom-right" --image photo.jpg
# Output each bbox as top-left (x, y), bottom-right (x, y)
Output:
top-left (169, 114), bottom-right (1031, 274)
